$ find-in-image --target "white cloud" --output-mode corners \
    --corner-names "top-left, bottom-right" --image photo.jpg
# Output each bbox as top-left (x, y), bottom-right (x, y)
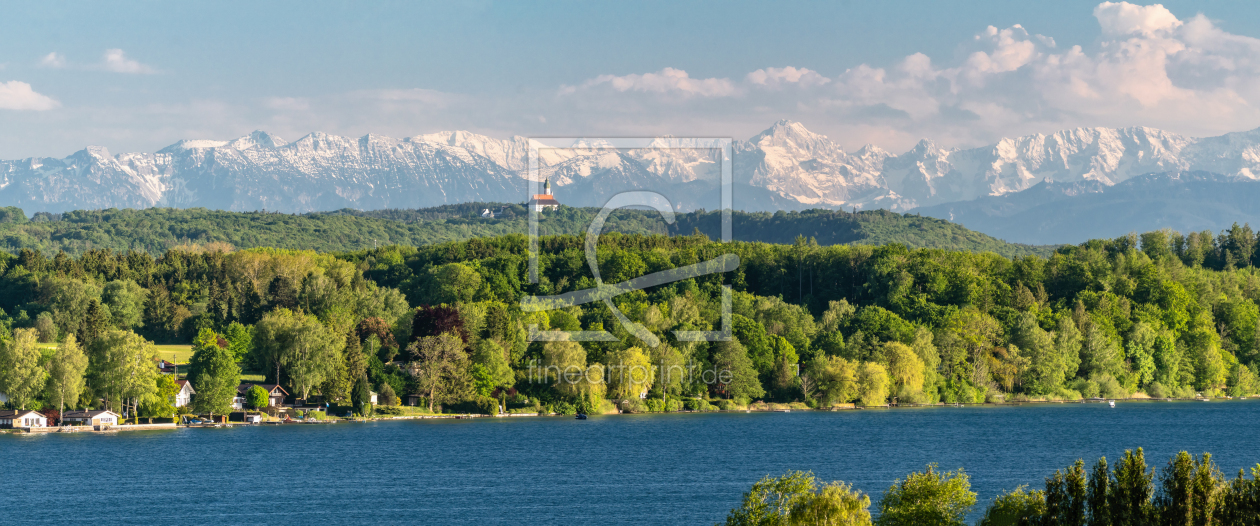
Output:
top-left (543, 2), bottom-right (1260, 152)
top-left (0, 81), bottom-right (59, 110)
top-left (746, 66), bottom-right (830, 88)
top-left (963, 25), bottom-right (1039, 78)
top-left (1094, 1), bottom-right (1181, 37)
top-left (40, 52), bottom-right (66, 68)
top-left (102, 49), bottom-right (155, 74)
top-left (562, 67), bottom-right (737, 97)
top-left (785, 1), bottom-right (1260, 149)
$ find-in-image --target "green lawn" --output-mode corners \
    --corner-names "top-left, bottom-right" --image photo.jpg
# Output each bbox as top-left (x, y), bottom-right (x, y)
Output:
top-left (37, 342), bottom-right (194, 362)
top-left (152, 344), bottom-right (193, 363)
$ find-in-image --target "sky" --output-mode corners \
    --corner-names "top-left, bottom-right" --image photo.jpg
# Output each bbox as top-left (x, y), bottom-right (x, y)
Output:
top-left (5, 1), bottom-right (1260, 158)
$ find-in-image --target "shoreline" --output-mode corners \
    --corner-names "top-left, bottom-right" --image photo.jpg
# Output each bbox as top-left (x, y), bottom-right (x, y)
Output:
top-left (5, 396), bottom-right (1247, 434)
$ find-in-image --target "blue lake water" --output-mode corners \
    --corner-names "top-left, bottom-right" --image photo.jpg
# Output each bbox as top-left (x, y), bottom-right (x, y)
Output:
top-left (5, 400), bottom-right (1260, 524)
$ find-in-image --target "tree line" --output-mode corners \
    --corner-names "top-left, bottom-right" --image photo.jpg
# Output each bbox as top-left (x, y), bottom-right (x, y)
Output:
top-left (2, 223), bottom-right (1260, 417)
top-left (0, 205), bottom-right (1049, 258)
top-left (722, 448), bottom-right (1260, 526)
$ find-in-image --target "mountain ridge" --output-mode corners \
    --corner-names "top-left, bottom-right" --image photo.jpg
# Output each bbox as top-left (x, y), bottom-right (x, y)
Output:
top-left (914, 171), bottom-right (1260, 245)
top-left (7, 120), bottom-right (1260, 214)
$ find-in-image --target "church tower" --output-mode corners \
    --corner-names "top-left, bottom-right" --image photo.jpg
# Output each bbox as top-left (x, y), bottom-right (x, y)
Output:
top-left (530, 178), bottom-right (560, 211)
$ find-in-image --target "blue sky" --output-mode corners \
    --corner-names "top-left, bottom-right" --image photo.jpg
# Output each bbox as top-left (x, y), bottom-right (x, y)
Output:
top-left (4, 1), bottom-right (1260, 158)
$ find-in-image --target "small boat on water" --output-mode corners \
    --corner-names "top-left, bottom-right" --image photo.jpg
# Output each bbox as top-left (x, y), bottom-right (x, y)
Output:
top-left (1108, 400), bottom-right (1115, 408)
top-left (575, 413), bottom-right (588, 420)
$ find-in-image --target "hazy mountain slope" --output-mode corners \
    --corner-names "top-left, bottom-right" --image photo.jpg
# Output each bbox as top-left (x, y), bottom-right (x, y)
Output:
top-left (914, 171), bottom-right (1260, 245)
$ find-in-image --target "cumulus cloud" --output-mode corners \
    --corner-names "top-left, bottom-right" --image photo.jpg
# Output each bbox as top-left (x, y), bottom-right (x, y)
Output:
top-left (102, 49), bottom-right (155, 74)
top-left (794, 1), bottom-right (1260, 149)
top-left (746, 66), bottom-right (830, 88)
top-left (547, 2), bottom-right (1260, 151)
top-left (1094, 1), bottom-right (1182, 37)
top-left (40, 52), bottom-right (66, 68)
top-left (0, 81), bottom-right (59, 110)
top-left (561, 67), bottom-right (737, 97)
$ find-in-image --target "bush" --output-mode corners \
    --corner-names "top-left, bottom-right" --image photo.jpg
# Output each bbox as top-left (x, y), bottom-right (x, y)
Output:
top-left (375, 405), bottom-right (404, 416)
top-left (1092, 374), bottom-right (1128, 399)
top-left (643, 398), bottom-right (682, 412)
top-left (1147, 381), bottom-right (1168, 399)
top-left (977, 486), bottom-right (1045, 526)
top-left (684, 398), bottom-right (715, 411)
top-left (716, 399), bottom-right (740, 411)
top-left (246, 385), bottom-right (270, 409)
top-left (1050, 387), bottom-right (1083, 401)
top-left (619, 398), bottom-right (647, 413)
top-left (876, 464), bottom-right (976, 526)
top-left (477, 396), bottom-right (499, 415)
top-left (723, 470), bottom-right (874, 526)
top-left (550, 401), bottom-right (576, 415)
top-left (575, 392), bottom-right (601, 415)
top-left (1070, 378), bottom-right (1100, 398)
top-left (445, 397), bottom-right (499, 415)
top-left (378, 383), bottom-right (398, 406)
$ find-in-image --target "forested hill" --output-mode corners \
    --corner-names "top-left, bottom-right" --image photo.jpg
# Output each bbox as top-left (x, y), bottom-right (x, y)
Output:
top-left (0, 204), bottom-right (1052, 257)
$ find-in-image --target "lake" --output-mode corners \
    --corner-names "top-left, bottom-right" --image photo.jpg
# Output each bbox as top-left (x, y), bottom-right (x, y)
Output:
top-left (5, 400), bottom-right (1260, 524)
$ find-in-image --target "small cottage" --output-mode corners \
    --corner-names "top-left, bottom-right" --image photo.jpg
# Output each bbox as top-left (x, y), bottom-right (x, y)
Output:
top-left (0, 409), bottom-right (47, 428)
top-left (62, 410), bottom-right (120, 427)
top-left (174, 380), bottom-right (196, 408)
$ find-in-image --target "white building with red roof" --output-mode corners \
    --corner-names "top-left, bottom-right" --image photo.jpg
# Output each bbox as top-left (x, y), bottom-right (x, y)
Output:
top-left (529, 178), bottom-right (560, 211)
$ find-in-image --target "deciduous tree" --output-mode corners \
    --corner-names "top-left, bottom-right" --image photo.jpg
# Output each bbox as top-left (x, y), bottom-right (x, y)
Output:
top-left (46, 333), bottom-right (88, 418)
top-left (188, 328), bottom-right (241, 420)
top-left (408, 332), bottom-right (472, 412)
top-left (0, 328), bottom-right (47, 409)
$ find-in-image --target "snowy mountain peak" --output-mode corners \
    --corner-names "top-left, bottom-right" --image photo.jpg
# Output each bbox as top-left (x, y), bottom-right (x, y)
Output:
top-left (226, 130), bottom-right (287, 151)
top-left (12, 121), bottom-right (1260, 214)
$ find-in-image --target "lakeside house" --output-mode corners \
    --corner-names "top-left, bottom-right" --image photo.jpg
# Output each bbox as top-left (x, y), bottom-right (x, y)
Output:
top-left (233, 383), bottom-right (289, 409)
top-left (0, 410), bottom-right (47, 428)
top-left (174, 380), bottom-right (195, 408)
top-left (62, 410), bottom-right (120, 427)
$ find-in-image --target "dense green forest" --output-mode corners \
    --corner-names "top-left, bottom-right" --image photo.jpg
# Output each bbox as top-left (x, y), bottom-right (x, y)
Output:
top-left (723, 448), bottom-right (1260, 525)
top-left (1, 221), bottom-right (1259, 419)
top-left (0, 204), bottom-right (1051, 258)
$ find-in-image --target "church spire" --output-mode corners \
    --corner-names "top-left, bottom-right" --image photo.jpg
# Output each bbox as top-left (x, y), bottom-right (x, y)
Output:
top-left (544, 178), bottom-right (552, 195)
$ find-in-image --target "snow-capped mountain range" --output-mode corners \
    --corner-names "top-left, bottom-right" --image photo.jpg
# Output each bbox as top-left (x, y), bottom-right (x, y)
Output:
top-left (5, 120), bottom-right (1260, 214)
